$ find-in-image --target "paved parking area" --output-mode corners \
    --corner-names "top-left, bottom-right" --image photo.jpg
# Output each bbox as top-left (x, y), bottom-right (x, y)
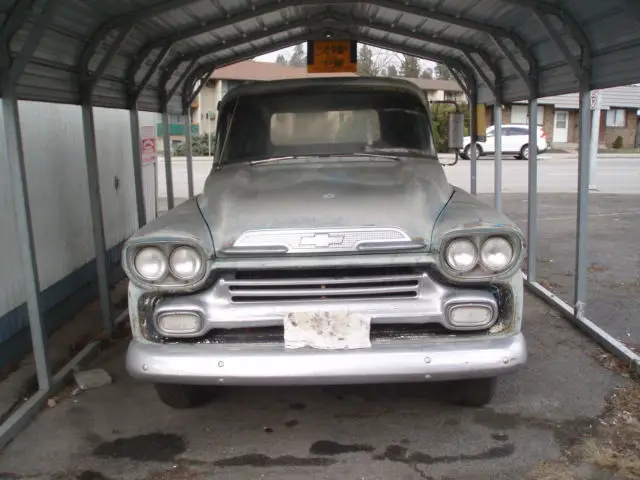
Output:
top-left (0, 294), bottom-right (624, 480)
top-left (1, 184), bottom-right (637, 480)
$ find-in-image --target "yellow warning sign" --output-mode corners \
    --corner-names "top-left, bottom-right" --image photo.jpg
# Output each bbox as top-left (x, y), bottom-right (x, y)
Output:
top-left (307, 40), bottom-right (357, 74)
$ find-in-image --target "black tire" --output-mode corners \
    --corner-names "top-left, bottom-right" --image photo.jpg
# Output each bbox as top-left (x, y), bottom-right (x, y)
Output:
top-left (154, 383), bottom-right (216, 409)
top-left (447, 377), bottom-right (497, 407)
top-left (520, 144), bottom-right (530, 160)
top-left (463, 144), bottom-right (482, 160)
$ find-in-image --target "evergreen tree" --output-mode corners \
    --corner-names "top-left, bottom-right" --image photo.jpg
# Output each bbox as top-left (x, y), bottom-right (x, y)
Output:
top-left (435, 63), bottom-right (454, 80)
top-left (400, 54), bottom-right (422, 78)
top-left (385, 64), bottom-right (398, 77)
top-left (357, 44), bottom-right (378, 76)
top-left (275, 53), bottom-right (288, 65)
top-left (420, 67), bottom-right (434, 79)
top-left (288, 44), bottom-right (307, 67)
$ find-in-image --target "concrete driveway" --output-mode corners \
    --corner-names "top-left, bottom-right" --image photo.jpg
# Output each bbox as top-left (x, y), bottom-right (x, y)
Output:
top-left (0, 291), bottom-right (624, 480)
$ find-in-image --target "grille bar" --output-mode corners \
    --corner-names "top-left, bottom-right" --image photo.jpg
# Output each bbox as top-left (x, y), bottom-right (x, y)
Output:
top-left (220, 268), bottom-right (422, 303)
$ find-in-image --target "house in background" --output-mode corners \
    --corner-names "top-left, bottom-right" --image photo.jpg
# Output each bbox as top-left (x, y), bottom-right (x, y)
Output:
top-left (486, 86), bottom-right (640, 149)
top-left (182, 61), bottom-right (468, 147)
top-left (160, 59), bottom-right (640, 151)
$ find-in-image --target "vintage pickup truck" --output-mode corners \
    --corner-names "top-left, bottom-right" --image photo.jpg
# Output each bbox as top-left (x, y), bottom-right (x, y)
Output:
top-left (123, 77), bottom-right (526, 408)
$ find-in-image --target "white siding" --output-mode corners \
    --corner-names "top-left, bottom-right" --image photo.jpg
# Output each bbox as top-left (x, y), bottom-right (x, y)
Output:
top-left (0, 101), bottom-right (145, 342)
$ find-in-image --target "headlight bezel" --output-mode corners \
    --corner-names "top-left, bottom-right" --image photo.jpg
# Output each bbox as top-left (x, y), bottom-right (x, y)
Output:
top-left (440, 232), bottom-right (523, 280)
top-left (125, 240), bottom-right (209, 289)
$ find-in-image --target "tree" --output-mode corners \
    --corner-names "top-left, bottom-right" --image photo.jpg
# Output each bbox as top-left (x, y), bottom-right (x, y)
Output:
top-left (288, 43), bottom-right (307, 67)
top-left (357, 44), bottom-right (379, 76)
top-left (276, 53), bottom-right (288, 65)
top-left (420, 67), bottom-right (434, 79)
top-left (435, 63), bottom-right (454, 80)
top-left (385, 64), bottom-right (398, 77)
top-left (400, 55), bottom-right (422, 78)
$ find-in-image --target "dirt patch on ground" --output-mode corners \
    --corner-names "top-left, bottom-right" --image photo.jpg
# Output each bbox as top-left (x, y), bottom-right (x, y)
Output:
top-left (526, 378), bottom-right (640, 480)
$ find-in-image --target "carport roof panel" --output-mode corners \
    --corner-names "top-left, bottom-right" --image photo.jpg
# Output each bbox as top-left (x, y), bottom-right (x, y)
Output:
top-left (5, 0), bottom-right (640, 113)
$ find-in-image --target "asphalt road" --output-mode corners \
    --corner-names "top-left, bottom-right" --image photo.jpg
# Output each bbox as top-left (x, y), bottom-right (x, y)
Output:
top-left (155, 154), bottom-right (640, 199)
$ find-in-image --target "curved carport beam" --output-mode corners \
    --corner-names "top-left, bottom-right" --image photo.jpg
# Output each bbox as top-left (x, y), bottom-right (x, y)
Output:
top-left (157, 16), bottom-right (327, 97)
top-left (499, 0), bottom-right (592, 73)
top-left (333, 13), bottom-right (503, 87)
top-left (159, 15), bottom-right (486, 104)
top-left (125, 0), bottom-right (535, 95)
top-left (127, 44), bottom-right (171, 106)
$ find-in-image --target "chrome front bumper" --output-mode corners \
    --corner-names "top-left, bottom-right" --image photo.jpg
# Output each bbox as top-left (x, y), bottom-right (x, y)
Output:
top-left (126, 333), bottom-right (526, 386)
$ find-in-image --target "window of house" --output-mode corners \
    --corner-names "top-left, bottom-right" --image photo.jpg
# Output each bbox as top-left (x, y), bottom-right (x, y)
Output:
top-left (444, 91), bottom-right (457, 102)
top-left (606, 108), bottom-right (626, 128)
top-left (511, 104), bottom-right (543, 125)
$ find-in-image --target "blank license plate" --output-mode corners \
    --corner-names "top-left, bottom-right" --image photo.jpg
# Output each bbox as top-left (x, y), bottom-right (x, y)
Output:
top-left (284, 312), bottom-right (372, 350)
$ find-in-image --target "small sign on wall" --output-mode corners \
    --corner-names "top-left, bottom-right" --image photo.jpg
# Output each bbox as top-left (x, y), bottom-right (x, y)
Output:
top-left (307, 40), bottom-right (357, 74)
top-left (140, 126), bottom-right (157, 165)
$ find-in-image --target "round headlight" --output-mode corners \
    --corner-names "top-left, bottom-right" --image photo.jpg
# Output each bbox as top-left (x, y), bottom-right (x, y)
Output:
top-left (134, 247), bottom-right (168, 281)
top-left (169, 246), bottom-right (203, 280)
top-left (480, 237), bottom-right (514, 272)
top-left (445, 238), bottom-right (478, 272)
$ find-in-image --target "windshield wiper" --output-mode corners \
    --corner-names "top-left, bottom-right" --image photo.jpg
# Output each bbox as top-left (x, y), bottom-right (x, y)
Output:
top-left (363, 147), bottom-right (436, 158)
top-left (351, 152), bottom-right (402, 161)
top-left (249, 155), bottom-right (316, 165)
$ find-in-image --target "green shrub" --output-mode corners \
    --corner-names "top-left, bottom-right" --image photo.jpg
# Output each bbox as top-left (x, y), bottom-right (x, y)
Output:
top-left (174, 134), bottom-right (215, 156)
top-left (430, 103), bottom-right (470, 153)
top-left (612, 136), bottom-right (624, 149)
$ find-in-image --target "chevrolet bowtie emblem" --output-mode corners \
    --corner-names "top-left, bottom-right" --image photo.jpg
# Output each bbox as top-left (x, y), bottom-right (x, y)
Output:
top-left (300, 233), bottom-right (345, 248)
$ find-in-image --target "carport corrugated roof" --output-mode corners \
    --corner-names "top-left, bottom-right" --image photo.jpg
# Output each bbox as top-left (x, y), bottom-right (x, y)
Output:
top-left (3, 0), bottom-right (640, 114)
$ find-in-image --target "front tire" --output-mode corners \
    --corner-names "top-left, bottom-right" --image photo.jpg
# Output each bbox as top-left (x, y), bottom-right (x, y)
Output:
top-left (447, 377), bottom-right (497, 407)
top-left (154, 383), bottom-right (217, 409)
top-left (520, 144), bottom-right (530, 160)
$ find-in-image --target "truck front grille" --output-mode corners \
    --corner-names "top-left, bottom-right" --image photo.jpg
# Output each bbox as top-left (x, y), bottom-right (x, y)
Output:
top-left (220, 267), bottom-right (422, 303)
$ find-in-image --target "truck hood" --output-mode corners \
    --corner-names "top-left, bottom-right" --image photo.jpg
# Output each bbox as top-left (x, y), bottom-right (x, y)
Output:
top-left (197, 158), bottom-right (453, 253)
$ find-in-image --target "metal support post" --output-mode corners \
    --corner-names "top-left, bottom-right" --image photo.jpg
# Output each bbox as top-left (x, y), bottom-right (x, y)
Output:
top-left (589, 91), bottom-right (602, 191)
top-left (527, 98), bottom-right (539, 282)
top-left (162, 107), bottom-right (175, 210)
top-left (184, 107), bottom-right (195, 198)
top-left (129, 107), bottom-right (147, 227)
top-left (493, 101), bottom-right (503, 212)
top-left (574, 79), bottom-right (592, 315)
top-left (470, 96), bottom-right (478, 195)
top-left (2, 92), bottom-right (51, 391)
top-left (80, 95), bottom-right (113, 334)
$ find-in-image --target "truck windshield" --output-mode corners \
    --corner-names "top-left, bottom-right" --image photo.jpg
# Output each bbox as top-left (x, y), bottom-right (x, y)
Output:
top-left (215, 89), bottom-right (436, 165)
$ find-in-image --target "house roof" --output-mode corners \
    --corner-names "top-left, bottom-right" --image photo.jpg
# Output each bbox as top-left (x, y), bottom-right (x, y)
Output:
top-left (211, 61), bottom-right (463, 92)
top-left (211, 60), bottom-right (357, 81)
top-left (401, 78), bottom-right (464, 92)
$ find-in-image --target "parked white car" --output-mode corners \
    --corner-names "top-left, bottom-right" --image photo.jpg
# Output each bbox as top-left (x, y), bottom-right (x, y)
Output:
top-left (460, 125), bottom-right (549, 160)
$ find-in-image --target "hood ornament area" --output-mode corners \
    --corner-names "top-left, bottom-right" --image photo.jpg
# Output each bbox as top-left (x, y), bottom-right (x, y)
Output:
top-left (223, 227), bottom-right (426, 255)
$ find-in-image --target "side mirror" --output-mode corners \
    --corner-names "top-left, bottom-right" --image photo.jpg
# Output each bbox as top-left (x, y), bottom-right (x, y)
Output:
top-left (440, 111), bottom-right (465, 166)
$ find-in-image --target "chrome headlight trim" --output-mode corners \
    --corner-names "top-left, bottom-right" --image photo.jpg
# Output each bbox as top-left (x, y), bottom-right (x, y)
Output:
top-left (124, 240), bottom-right (209, 290)
top-left (439, 231), bottom-right (523, 281)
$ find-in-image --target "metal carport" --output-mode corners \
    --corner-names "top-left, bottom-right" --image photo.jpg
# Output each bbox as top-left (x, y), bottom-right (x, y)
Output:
top-left (1, 0), bottom-right (640, 449)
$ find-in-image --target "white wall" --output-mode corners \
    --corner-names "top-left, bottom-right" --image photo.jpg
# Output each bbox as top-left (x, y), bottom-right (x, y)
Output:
top-left (0, 101), bottom-right (148, 342)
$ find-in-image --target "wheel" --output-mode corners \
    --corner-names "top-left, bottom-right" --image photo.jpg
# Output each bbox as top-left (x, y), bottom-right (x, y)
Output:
top-left (463, 144), bottom-right (482, 160)
top-left (447, 377), bottom-right (497, 407)
top-left (154, 383), bottom-right (217, 409)
top-left (520, 144), bottom-right (530, 160)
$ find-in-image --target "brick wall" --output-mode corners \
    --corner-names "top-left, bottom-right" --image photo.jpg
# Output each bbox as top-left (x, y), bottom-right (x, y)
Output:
top-left (603, 109), bottom-right (637, 148)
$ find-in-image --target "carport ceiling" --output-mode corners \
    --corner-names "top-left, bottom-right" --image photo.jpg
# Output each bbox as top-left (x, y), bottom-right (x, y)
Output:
top-left (3, 0), bottom-right (640, 113)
